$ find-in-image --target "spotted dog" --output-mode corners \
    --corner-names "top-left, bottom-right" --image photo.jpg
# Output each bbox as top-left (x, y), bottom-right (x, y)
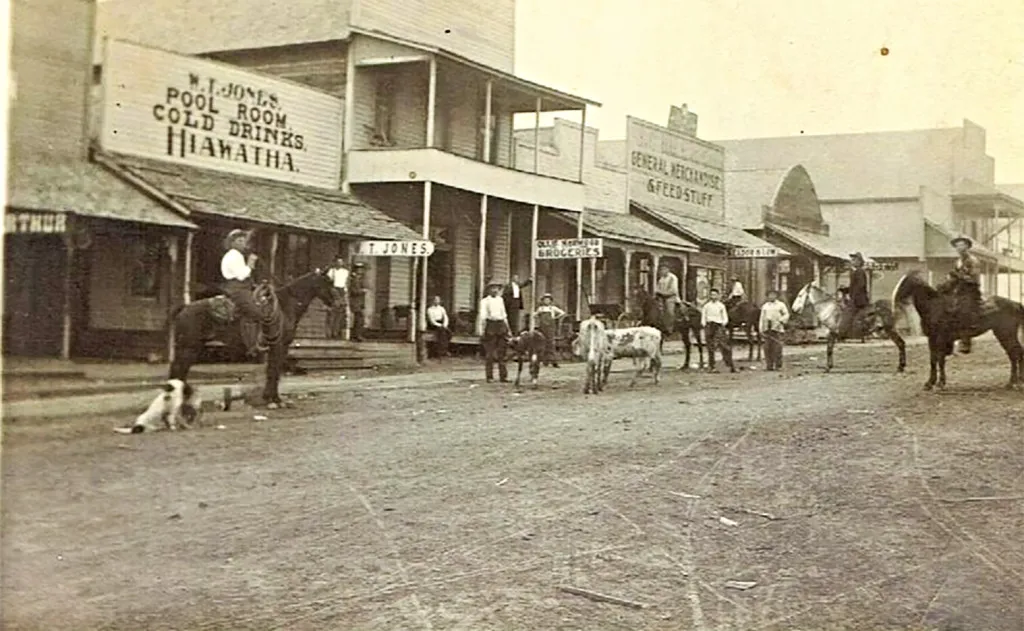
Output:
top-left (115, 379), bottom-right (203, 434)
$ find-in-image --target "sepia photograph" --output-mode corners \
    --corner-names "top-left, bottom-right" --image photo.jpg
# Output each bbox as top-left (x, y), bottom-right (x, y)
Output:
top-left (2, 0), bottom-right (1022, 628)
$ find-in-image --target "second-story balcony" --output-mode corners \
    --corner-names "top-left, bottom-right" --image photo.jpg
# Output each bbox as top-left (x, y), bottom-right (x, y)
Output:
top-left (344, 31), bottom-right (598, 211)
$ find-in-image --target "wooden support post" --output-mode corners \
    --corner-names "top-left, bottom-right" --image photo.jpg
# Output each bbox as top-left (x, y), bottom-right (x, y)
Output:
top-left (483, 79), bottom-right (493, 163)
top-left (623, 248), bottom-right (632, 313)
top-left (652, 254), bottom-right (661, 293)
top-left (409, 258), bottom-right (419, 344)
top-left (419, 182), bottom-right (432, 334)
top-left (589, 257), bottom-right (597, 304)
top-left (183, 231), bottom-right (193, 304)
top-left (533, 97), bottom-right (541, 173)
top-left (479, 194), bottom-right (488, 302)
top-left (812, 259), bottom-right (821, 285)
top-left (578, 106), bottom-right (587, 183)
top-left (61, 238), bottom-right (75, 360)
top-left (166, 235), bottom-right (180, 363)
top-left (268, 231), bottom-right (279, 282)
top-left (426, 57), bottom-right (437, 148)
top-left (529, 204), bottom-right (539, 331)
top-left (342, 48), bottom-right (356, 194)
top-left (681, 254), bottom-right (689, 301)
top-left (575, 210), bottom-right (584, 319)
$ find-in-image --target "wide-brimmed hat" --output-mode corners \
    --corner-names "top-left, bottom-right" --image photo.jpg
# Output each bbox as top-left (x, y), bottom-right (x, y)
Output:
top-left (950, 235), bottom-right (973, 248)
top-left (485, 279), bottom-right (503, 290)
top-left (766, 288), bottom-right (779, 295)
top-left (849, 251), bottom-right (864, 260)
top-left (352, 262), bottom-right (366, 268)
top-left (224, 228), bottom-right (252, 249)
top-left (540, 293), bottom-right (553, 300)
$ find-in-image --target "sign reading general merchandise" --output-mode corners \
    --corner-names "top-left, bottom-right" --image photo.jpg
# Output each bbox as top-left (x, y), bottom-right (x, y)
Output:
top-left (534, 238), bottom-right (604, 260)
top-left (353, 240), bottom-right (435, 257)
top-left (625, 116), bottom-right (725, 221)
top-left (100, 39), bottom-right (344, 190)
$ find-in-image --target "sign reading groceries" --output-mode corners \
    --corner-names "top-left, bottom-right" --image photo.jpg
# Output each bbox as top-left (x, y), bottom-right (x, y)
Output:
top-left (534, 238), bottom-right (604, 259)
top-left (100, 39), bottom-right (344, 190)
top-left (354, 240), bottom-right (435, 257)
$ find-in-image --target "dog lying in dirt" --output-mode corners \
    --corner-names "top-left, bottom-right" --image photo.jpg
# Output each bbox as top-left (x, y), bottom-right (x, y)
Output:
top-left (114, 379), bottom-right (203, 434)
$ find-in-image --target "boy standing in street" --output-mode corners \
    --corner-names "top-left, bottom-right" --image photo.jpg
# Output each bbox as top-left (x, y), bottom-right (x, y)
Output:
top-left (759, 288), bottom-right (790, 371)
top-left (701, 288), bottom-right (734, 373)
top-left (534, 293), bottom-right (566, 368)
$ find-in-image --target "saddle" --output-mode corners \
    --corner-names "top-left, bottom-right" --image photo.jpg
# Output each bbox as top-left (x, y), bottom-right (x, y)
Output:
top-left (207, 295), bottom-right (238, 324)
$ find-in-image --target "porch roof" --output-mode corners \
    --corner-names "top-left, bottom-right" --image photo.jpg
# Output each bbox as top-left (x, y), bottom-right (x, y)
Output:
top-left (6, 156), bottom-right (196, 229)
top-left (101, 153), bottom-right (420, 240)
top-left (630, 202), bottom-right (782, 253)
top-left (924, 219), bottom-right (999, 260)
top-left (553, 209), bottom-right (699, 254)
top-left (763, 223), bottom-right (849, 261)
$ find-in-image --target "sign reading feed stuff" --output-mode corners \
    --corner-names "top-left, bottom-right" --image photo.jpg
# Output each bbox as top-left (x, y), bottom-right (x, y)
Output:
top-left (626, 116), bottom-right (725, 221)
top-left (100, 39), bottom-right (344, 190)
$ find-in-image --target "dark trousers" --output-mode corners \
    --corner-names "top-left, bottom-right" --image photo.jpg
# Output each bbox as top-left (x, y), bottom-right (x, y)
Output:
top-left (705, 323), bottom-right (733, 370)
top-left (481, 320), bottom-right (509, 381)
top-left (539, 325), bottom-right (559, 366)
top-left (838, 304), bottom-right (871, 339)
top-left (764, 329), bottom-right (784, 370)
top-left (429, 324), bottom-right (452, 358)
top-left (223, 280), bottom-right (263, 353)
top-left (350, 305), bottom-right (365, 341)
top-left (507, 307), bottom-right (522, 334)
top-left (326, 288), bottom-right (348, 339)
top-left (955, 283), bottom-right (983, 351)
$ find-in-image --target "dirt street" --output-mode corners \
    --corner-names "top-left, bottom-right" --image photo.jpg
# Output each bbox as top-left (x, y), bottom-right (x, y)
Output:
top-left (2, 340), bottom-right (1022, 630)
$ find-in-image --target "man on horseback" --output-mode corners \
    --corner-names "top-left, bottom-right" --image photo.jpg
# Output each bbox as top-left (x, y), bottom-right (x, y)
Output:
top-left (725, 276), bottom-right (746, 309)
top-left (654, 265), bottom-right (681, 322)
top-left (837, 252), bottom-right (873, 339)
top-left (221, 229), bottom-right (267, 358)
top-left (945, 235), bottom-right (984, 354)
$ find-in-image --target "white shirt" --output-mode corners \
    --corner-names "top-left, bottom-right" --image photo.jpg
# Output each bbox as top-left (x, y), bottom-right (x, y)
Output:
top-left (426, 304), bottom-right (449, 328)
top-left (327, 266), bottom-right (349, 289)
top-left (760, 300), bottom-right (791, 332)
top-left (656, 273), bottom-right (680, 301)
top-left (511, 282), bottom-right (520, 299)
top-left (701, 300), bottom-right (729, 326)
top-left (220, 249), bottom-right (252, 281)
top-left (536, 305), bottom-right (566, 319)
top-left (478, 295), bottom-right (508, 323)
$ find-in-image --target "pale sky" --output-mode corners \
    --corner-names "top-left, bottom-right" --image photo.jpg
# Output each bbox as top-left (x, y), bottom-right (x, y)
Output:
top-left (514, 0), bottom-right (1024, 183)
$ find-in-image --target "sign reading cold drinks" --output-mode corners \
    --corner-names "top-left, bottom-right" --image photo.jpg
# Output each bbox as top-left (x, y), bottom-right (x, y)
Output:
top-left (626, 116), bottom-right (725, 221)
top-left (100, 39), bottom-right (344, 190)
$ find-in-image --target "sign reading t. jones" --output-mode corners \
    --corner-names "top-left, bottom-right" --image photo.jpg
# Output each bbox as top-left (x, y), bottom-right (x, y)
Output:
top-left (535, 238), bottom-right (604, 260)
top-left (100, 39), bottom-right (344, 190)
top-left (731, 246), bottom-right (780, 259)
top-left (626, 116), bottom-right (725, 221)
top-left (5, 212), bottom-right (67, 234)
top-left (354, 240), bottom-right (435, 257)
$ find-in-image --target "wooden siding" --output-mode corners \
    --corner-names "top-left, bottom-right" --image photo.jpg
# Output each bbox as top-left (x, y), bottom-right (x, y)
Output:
top-left (351, 62), bottom-right (428, 150)
top-left (88, 230), bottom-right (174, 331)
top-left (351, 0), bottom-right (515, 72)
top-left (205, 41), bottom-right (349, 98)
top-left (10, 0), bottom-right (94, 160)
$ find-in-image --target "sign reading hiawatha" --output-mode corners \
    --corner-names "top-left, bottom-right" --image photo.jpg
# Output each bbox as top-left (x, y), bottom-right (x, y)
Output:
top-left (626, 116), bottom-right (725, 221)
top-left (534, 238), bottom-right (604, 259)
top-left (354, 241), bottom-right (436, 257)
top-left (100, 39), bottom-right (344, 190)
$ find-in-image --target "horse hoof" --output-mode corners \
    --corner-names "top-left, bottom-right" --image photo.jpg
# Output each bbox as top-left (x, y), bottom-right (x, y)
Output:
top-left (923, 383), bottom-right (934, 391)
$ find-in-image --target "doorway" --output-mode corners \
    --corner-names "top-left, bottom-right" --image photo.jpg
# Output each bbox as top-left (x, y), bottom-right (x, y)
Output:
top-left (3, 235), bottom-right (67, 356)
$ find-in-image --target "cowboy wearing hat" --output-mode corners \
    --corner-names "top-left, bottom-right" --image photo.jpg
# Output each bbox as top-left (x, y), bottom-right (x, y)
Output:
top-left (948, 235), bottom-right (983, 353)
top-left (220, 228), bottom-right (266, 357)
top-left (533, 292), bottom-right (566, 368)
top-left (477, 279), bottom-right (510, 382)
top-left (837, 251), bottom-right (872, 340)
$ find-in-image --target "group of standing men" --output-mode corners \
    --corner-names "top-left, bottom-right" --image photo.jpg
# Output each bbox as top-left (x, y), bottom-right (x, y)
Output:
top-left (325, 256), bottom-right (367, 341)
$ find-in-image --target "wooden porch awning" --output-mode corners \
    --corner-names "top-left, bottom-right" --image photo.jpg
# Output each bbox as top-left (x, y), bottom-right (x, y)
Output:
top-left (763, 223), bottom-right (848, 261)
top-left (631, 201), bottom-right (783, 254)
top-left (553, 209), bottom-right (698, 254)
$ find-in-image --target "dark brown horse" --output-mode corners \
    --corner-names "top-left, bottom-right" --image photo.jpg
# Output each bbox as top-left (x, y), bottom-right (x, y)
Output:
top-left (892, 271), bottom-right (1024, 391)
top-left (169, 269), bottom-right (335, 406)
top-left (791, 282), bottom-right (907, 373)
top-left (632, 287), bottom-right (705, 370)
top-left (724, 297), bottom-right (763, 362)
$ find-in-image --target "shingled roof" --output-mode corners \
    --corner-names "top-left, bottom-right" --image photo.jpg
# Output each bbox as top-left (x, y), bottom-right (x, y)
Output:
top-left (631, 202), bottom-right (782, 252)
top-left (101, 153), bottom-right (419, 240)
top-left (553, 209), bottom-right (698, 253)
top-left (7, 156), bottom-right (195, 228)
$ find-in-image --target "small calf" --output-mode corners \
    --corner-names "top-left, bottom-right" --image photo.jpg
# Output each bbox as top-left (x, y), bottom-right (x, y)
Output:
top-left (603, 326), bottom-right (663, 388)
top-left (508, 329), bottom-right (547, 388)
top-left (116, 379), bottom-right (202, 434)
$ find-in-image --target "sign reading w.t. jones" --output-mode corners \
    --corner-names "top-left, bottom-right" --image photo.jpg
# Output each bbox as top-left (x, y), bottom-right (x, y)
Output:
top-left (100, 39), bottom-right (344, 190)
top-left (625, 116), bottom-right (725, 221)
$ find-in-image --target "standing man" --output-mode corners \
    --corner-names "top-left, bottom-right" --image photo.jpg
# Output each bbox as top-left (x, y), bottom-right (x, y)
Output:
top-left (701, 288), bottom-right (735, 373)
top-left (948, 235), bottom-right (983, 354)
top-left (502, 274), bottom-right (532, 334)
top-left (325, 256), bottom-right (349, 339)
top-left (478, 280), bottom-right (510, 383)
top-left (759, 288), bottom-right (790, 371)
top-left (534, 293), bottom-right (567, 368)
top-left (349, 262), bottom-right (367, 342)
top-left (426, 295), bottom-right (452, 359)
top-left (838, 252), bottom-right (872, 339)
top-left (655, 265), bottom-right (681, 321)
top-left (220, 228), bottom-right (265, 358)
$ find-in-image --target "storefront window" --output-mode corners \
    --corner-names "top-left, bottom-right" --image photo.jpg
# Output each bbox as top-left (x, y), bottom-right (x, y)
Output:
top-left (128, 235), bottom-right (164, 299)
top-left (283, 234), bottom-right (311, 281)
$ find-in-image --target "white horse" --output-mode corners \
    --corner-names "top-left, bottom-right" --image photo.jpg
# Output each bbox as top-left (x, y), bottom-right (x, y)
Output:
top-left (791, 282), bottom-right (907, 373)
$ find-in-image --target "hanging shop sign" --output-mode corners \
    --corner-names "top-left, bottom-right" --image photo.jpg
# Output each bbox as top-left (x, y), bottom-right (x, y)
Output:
top-left (534, 238), bottom-right (604, 259)
top-left (353, 240), bottom-right (435, 257)
top-left (731, 246), bottom-right (781, 259)
top-left (625, 116), bottom-right (725, 221)
top-left (4, 211), bottom-right (68, 234)
top-left (100, 39), bottom-right (344, 190)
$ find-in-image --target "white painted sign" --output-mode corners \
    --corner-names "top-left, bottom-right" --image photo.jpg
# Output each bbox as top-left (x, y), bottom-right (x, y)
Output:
top-left (100, 39), bottom-right (344, 190)
top-left (5, 211), bottom-right (67, 234)
top-left (626, 116), bottom-right (725, 221)
top-left (534, 238), bottom-right (604, 259)
top-left (354, 240), bottom-right (435, 257)
top-left (731, 246), bottom-right (780, 259)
